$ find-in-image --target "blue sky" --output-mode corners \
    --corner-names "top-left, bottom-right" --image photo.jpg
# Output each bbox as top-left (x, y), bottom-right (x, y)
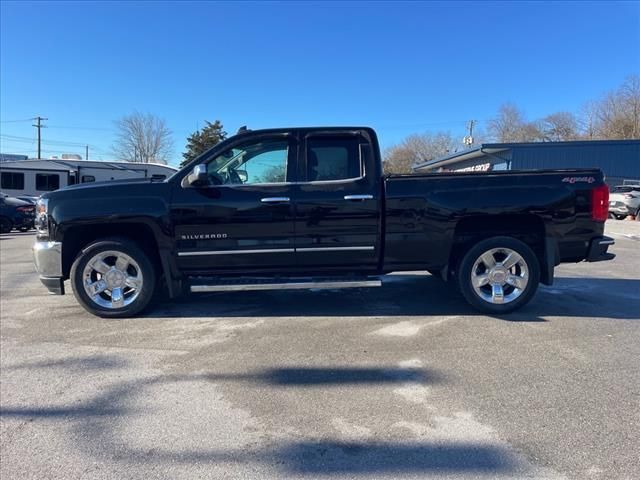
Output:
top-left (1, 1), bottom-right (638, 165)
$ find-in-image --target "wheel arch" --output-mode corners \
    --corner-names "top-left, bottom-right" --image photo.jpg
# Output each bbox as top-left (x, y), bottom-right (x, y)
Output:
top-left (60, 222), bottom-right (168, 289)
top-left (449, 214), bottom-right (551, 283)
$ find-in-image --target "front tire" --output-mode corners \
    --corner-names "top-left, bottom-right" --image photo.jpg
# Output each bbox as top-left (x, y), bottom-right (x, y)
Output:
top-left (457, 236), bottom-right (540, 314)
top-left (0, 217), bottom-right (12, 234)
top-left (70, 237), bottom-right (156, 318)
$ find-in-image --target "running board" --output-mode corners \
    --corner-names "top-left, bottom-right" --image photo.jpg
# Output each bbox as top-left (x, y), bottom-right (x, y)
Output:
top-left (189, 277), bottom-right (382, 293)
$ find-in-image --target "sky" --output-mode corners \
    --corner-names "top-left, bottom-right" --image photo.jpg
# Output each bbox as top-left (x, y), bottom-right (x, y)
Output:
top-left (1, 0), bottom-right (639, 166)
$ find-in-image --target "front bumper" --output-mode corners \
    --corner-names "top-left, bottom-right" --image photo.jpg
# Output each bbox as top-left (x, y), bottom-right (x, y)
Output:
top-left (33, 241), bottom-right (65, 294)
top-left (609, 205), bottom-right (632, 216)
top-left (586, 236), bottom-right (615, 262)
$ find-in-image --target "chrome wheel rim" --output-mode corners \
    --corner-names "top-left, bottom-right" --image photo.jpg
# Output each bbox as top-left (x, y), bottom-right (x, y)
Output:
top-left (82, 250), bottom-right (143, 309)
top-left (471, 247), bottom-right (529, 305)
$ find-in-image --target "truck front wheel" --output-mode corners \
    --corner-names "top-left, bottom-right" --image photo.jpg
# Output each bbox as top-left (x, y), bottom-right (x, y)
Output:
top-left (457, 236), bottom-right (540, 314)
top-left (70, 237), bottom-right (156, 318)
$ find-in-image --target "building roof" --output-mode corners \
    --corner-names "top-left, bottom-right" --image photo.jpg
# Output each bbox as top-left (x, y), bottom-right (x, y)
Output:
top-left (0, 159), bottom-right (176, 172)
top-left (413, 139), bottom-right (640, 171)
top-left (413, 145), bottom-right (509, 171)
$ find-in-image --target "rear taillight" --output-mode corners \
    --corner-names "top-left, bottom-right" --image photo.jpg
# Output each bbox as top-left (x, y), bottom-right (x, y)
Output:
top-left (591, 185), bottom-right (609, 222)
top-left (16, 206), bottom-right (34, 213)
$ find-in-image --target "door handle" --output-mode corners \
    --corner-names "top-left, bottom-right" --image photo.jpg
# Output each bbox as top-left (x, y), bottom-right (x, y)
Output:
top-left (261, 197), bottom-right (290, 203)
top-left (344, 194), bottom-right (373, 201)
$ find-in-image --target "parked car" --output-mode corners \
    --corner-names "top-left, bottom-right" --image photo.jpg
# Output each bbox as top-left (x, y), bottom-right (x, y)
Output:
top-left (16, 195), bottom-right (39, 204)
top-left (0, 192), bottom-right (35, 233)
top-left (32, 126), bottom-right (615, 318)
top-left (609, 184), bottom-right (640, 220)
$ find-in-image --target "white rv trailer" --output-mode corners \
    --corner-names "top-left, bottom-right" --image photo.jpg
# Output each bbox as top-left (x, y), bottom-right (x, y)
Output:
top-left (0, 159), bottom-right (177, 197)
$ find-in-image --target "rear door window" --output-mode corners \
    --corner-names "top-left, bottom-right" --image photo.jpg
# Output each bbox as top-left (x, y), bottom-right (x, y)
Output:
top-left (306, 136), bottom-right (361, 182)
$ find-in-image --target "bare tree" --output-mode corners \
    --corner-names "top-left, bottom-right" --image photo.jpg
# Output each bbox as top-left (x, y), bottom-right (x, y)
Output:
top-left (579, 101), bottom-right (599, 140)
top-left (487, 103), bottom-right (544, 142)
top-left (540, 111), bottom-right (580, 141)
top-left (383, 132), bottom-right (456, 174)
top-left (112, 112), bottom-right (174, 164)
top-left (592, 75), bottom-right (640, 139)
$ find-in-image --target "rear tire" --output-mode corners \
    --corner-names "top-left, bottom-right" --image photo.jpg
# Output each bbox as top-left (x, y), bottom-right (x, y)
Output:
top-left (70, 237), bottom-right (156, 318)
top-left (0, 217), bottom-right (12, 234)
top-left (457, 236), bottom-right (540, 315)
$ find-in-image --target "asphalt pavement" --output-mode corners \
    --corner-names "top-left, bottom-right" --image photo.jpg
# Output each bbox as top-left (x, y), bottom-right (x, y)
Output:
top-left (1, 222), bottom-right (639, 479)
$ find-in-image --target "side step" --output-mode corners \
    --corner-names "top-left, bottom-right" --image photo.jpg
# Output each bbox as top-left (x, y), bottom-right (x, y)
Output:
top-left (189, 276), bottom-right (382, 293)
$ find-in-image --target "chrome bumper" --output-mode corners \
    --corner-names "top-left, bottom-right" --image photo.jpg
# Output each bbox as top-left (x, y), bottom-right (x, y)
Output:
top-left (33, 241), bottom-right (65, 294)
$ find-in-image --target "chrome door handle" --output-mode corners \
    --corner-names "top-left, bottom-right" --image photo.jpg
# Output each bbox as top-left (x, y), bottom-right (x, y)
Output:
top-left (261, 197), bottom-right (290, 203)
top-left (344, 194), bottom-right (373, 201)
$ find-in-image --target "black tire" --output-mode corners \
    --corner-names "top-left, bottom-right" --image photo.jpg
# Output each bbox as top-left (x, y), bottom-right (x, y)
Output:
top-left (457, 236), bottom-right (540, 315)
top-left (614, 214), bottom-right (626, 220)
top-left (0, 217), bottom-right (12, 234)
top-left (70, 237), bottom-right (156, 318)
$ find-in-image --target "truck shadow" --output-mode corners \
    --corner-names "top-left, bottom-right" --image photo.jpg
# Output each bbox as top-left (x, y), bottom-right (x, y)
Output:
top-left (0, 360), bottom-right (520, 475)
top-left (150, 275), bottom-right (640, 321)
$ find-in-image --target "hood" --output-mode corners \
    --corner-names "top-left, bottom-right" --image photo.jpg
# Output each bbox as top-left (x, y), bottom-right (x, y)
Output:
top-left (60, 177), bottom-right (161, 191)
top-left (42, 177), bottom-right (170, 202)
top-left (2, 195), bottom-right (32, 207)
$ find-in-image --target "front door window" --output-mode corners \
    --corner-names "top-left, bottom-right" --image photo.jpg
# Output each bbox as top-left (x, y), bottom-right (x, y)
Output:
top-left (206, 140), bottom-right (289, 185)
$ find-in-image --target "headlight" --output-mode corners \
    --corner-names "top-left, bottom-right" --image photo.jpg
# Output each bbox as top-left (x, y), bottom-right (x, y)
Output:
top-left (35, 198), bottom-right (49, 234)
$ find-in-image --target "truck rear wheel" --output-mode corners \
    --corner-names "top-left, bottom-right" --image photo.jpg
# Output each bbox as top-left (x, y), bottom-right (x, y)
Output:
top-left (70, 237), bottom-right (156, 318)
top-left (457, 236), bottom-right (540, 314)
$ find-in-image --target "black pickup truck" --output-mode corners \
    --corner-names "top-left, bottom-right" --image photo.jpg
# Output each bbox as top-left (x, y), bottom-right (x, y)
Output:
top-left (33, 126), bottom-right (614, 318)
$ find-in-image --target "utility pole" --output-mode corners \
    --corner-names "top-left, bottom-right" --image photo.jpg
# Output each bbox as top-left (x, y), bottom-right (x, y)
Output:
top-left (32, 116), bottom-right (48, 158)
top-left (463, 120), bottom-right (476, 148)
top-left (85, 145), bottom-right (89, 160)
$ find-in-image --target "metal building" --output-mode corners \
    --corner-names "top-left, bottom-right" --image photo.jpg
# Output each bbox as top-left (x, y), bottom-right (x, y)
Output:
top-left (413, 139), bottom-right (640, 186)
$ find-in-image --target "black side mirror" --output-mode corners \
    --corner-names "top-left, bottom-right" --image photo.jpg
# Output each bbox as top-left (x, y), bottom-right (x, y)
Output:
top-left (187, 165), bottom-right (208, 186)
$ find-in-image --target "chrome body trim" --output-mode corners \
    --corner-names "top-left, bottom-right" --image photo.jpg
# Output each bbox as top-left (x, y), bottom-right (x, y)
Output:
top-left (191, 279), bottom-right (382, 293)
top-left (178, 246), bottom-right (375, 256)
top-left (178, 248), bottom-right (295, 257)
top-left (296, 246), bottom-right (375, 252)
top-left (260, 197), bottom-right (290, 203)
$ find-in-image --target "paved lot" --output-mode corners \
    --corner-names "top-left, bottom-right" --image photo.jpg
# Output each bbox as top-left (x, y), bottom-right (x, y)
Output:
top-left (1, 222), bottom-right (639, 480)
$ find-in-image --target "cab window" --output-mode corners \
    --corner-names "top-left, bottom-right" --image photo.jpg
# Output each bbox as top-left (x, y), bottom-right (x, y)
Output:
top-left (306, 136), bottom-right (361, 182)
top-left (206, 139), bottom-right (289, 185)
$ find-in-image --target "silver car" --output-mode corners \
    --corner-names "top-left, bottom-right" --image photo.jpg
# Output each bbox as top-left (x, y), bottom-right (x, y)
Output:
top-left (609, 184), bottom-right (640, 220)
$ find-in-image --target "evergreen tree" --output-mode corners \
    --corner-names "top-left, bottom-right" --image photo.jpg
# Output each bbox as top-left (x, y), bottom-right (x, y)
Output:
top-left (181, 120), bottom-right (226, 166)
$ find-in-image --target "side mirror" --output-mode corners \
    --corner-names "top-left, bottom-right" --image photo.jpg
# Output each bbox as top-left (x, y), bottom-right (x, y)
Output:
top-left (187, 164), bottom-right (208, 186)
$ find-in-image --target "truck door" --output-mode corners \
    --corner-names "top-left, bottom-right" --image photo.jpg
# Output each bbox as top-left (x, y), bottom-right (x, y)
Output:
top-left (294, 131), bottom-right (381, 273)
top-left (171, 134), bottom-right (298, 274)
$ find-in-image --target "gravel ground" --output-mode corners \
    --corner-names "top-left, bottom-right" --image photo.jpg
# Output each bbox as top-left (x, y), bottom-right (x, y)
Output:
top-left (1, 222), bottom-right (638, 480)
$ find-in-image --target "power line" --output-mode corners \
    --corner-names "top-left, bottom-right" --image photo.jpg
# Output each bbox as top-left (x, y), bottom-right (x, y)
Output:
top-left (0, 118), bottom-right (33, 124)
top-left (47, 125), bottom-right (114, 131)
top-left (1, 134), bottom-right (99, 148)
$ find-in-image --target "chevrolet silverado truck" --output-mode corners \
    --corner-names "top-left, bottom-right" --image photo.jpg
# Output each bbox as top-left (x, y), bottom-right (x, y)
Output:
top-left (33, 126), bottom-right (615, 318)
